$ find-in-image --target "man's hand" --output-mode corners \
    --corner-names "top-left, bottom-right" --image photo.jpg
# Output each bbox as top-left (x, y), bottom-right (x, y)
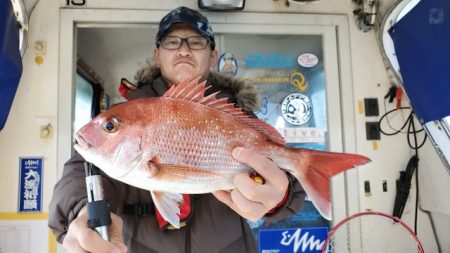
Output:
top-left (213, 147), bottom-right (289, 221)
top-left (63, 206), bottom-right (127, 253)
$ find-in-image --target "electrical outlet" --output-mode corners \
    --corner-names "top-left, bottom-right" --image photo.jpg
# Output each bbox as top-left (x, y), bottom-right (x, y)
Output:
top-left (364, 98), bottom-right (379, 116)
top-left (366, 122), bottom-right (381, 140)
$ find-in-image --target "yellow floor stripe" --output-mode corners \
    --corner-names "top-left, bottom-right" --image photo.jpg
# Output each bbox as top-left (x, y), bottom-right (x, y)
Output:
top-left (0, 212), bottom-right (48, 220)
top-left (49, 229), bottom-right (57, 253)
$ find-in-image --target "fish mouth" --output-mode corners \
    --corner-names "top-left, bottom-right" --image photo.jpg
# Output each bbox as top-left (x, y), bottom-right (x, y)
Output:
top-left (74, 133), bottom-right (92, 151)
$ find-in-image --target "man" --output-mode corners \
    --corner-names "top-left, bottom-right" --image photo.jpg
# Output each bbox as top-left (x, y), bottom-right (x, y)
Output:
top-left (49, 6), bottom-right (305, 253)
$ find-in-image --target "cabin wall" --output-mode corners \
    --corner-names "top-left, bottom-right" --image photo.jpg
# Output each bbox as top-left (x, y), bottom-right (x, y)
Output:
top-left (0, 0), bottom-right (447, 252)
top-left (0, 0), bottom-right (60, 213)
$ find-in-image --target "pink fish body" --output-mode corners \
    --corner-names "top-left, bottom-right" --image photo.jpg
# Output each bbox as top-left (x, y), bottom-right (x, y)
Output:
top-left (74, 78), bottom-right (370, 227)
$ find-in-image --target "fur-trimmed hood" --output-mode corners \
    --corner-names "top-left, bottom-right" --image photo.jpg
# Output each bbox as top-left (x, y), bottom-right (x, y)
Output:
top-left (134, 65), bottom-right (261, 112)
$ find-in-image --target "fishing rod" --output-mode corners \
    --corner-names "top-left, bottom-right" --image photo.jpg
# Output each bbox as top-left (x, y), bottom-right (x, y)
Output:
top-left (84, 162), bottom-right (111, 241)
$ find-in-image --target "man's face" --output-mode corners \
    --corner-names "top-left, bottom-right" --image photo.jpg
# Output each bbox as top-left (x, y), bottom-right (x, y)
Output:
top-left (154, 24), bottom-right (218, 85)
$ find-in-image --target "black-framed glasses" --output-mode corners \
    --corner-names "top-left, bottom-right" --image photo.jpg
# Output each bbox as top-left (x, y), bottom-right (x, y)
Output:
top-left (159, 36), bottom-right (210, 50)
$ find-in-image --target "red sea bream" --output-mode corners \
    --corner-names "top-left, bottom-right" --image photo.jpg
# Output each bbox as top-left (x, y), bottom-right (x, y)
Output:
top-left (74, 78), bottom-right (370, 228)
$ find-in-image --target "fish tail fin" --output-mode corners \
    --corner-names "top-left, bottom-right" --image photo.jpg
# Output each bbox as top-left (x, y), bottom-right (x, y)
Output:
top-left (277, 148), bottom-right (370, 220)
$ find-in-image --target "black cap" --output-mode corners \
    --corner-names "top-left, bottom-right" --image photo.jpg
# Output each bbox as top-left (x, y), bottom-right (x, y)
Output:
top-left (156, 7), bottom-right (215, 50)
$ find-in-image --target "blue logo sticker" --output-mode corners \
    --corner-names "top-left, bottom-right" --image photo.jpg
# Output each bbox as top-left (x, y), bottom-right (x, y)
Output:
top-left (245, 53), bottom-right (297, 68)
top-left (18, 157), bottom-right (43, 212)
top-left (217, 52), bottom-right (238, 76)
top-left (259, 227), bottom-right (328, 253)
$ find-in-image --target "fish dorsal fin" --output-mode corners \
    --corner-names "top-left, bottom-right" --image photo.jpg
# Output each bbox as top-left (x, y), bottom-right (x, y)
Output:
top-left (164, 78), bottom-right (285, 145)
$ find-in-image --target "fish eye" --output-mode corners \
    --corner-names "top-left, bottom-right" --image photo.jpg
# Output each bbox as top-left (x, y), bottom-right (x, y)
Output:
top-left (102, 116), bottom-right (121, 133)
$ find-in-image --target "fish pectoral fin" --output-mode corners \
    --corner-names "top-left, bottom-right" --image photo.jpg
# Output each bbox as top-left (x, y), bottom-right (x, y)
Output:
top-left (150, 191), bottom-right (183, 228)
top-left (156, 164), bottom-right (221, 180)
top-left (143, 161), bottom-right (196, 180)
top-left (143, 155), bottom-right (164, 177)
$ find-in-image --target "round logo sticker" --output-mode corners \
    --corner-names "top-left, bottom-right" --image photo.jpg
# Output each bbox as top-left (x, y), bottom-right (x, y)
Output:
top-left (297, 53), bottom-right (319, 68)
top-left (218, 52), bottom-right (238, 76)
top-left (281, 93), bottom-right (312, 125)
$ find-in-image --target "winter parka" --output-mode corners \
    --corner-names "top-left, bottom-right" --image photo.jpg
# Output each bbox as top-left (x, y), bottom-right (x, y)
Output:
top-left (48, 66), bottom-right (306, 253)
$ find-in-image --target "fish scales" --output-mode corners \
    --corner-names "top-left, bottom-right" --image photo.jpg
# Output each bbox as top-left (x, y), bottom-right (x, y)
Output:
top-left (141, 97), bottom-right (269, 191)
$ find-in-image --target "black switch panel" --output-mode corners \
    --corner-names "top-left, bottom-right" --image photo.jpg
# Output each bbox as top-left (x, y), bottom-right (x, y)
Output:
top-left (364, 98), bottom-right (379, 116)
top-left (366, 122), bottom-right (381, 140)
top-left (364, 180), bottom-right (371, 195)
top-left (382, 180), bottom-right (388, 192)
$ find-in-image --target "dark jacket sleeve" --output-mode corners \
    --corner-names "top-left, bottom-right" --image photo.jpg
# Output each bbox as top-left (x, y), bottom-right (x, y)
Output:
top-left (263, 173), bottom-right (306, 222)
top-left (48, 153), bottom-right (128, 243)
